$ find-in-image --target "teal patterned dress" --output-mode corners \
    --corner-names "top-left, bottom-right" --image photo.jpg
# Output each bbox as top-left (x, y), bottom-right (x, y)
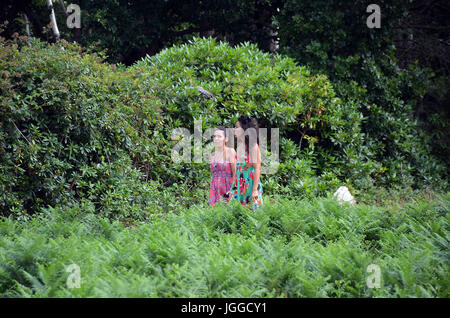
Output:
top-left (230, 152), bottom-right (263, 208)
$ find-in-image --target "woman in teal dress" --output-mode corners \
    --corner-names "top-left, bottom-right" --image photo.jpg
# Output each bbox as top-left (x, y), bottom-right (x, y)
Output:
top-left (228, 115), bottom-right (263, 209)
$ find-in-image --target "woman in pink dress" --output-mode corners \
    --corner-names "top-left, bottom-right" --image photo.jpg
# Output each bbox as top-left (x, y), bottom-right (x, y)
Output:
top-left (209, 127), bottom-right (237, 206)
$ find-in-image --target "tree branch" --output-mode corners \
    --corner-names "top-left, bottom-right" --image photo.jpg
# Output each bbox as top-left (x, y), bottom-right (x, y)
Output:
top-left (11, 121), bottom-right (31, 145)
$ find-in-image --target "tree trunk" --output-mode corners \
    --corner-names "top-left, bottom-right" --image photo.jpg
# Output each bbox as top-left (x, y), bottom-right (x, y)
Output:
top-left (46, 0), bottom-right (60, 39)
top-left (23, 13), bottom-right (31, 45)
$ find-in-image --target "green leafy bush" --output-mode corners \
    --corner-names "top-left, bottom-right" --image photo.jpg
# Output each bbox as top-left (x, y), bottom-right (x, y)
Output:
top-left (0, 36), bottom-right (448, 221)
top-left (129, 37), bottom-right (373, 198)
top-left (277, 0), bottom-right (449, 192)
top-left (0, 37), bottom-right (204, 219)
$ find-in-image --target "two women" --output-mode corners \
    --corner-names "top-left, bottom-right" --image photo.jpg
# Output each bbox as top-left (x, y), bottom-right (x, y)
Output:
top-left (209, 115), bottom-right (263, 208)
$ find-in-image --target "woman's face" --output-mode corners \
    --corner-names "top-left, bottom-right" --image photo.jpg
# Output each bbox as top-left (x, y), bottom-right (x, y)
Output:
top-left (213, 130), bottom-right (226, 148)
top-left (234, 121), bottom-right (244, 139)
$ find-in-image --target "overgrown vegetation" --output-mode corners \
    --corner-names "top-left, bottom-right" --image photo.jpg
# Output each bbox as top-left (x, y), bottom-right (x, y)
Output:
top-left (0, 24), bottom-right (448, 298)
top-left (1, 37), bottom-right (448, 221)
top-left (0, 193), bottom-right (448, 297)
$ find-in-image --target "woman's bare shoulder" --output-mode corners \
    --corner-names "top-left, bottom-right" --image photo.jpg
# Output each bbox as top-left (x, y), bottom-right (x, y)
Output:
top-left (226, 147), bottom-right (236, 155)
top-left (225, 147), bottom-right (236, 159)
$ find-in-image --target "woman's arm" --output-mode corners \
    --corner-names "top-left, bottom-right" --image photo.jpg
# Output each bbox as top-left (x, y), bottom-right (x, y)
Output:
top-left (231, 148), bottom-right (237, 183)
top-left (250, 144), bottom-right (261, 201)
top-left (228, 148), bottom-right (237, 191)
top-left (209, 151), bottom-right (214, 164)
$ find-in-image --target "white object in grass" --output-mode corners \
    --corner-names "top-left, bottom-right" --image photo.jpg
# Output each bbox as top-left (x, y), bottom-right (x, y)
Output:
top-left (333, 186), bottom-right (356, 205)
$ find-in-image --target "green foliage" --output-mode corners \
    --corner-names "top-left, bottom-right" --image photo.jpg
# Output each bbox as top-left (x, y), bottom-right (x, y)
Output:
top-left (0, 37), bottom-right (202, 219)
top-left (130, 37), bottom-right (347, 197)
top-left (0, 0), bottom-right (281, 65)
top-left (0, 36), bottom-right (348, 219)
top-left (277, 0), bottom-right (449, 191)
top-left (0, 1), bottom-right (448, 300)
top-left (0, 193), bottom-right (448, 297)
top-left (0, 35), bottom-right (448, 222)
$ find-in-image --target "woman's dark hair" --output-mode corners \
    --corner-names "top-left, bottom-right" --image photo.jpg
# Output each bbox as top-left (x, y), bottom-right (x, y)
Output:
top-left (215, 126), bottom-right (228, 138)
top-left (237, 115), bottom-right (259, 153)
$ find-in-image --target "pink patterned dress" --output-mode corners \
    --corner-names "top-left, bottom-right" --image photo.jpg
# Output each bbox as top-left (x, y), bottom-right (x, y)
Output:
top-left (209, 161), bottom-right (234, 206)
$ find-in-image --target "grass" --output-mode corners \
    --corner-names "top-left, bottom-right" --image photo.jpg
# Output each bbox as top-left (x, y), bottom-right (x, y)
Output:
top-left (356, 185), bottom-right (442, 210)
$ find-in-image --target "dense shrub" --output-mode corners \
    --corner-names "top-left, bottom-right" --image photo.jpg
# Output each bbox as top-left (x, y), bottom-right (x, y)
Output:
top-left (0, 37), bottom-right (188, 219)
top-left (0, 36), bottom-right (448, 221)
top-left (277, 0), bottom-right (449, 191)
top-left (0, 36), bottom-right (344, 218)
top-left (131, 36), bottom-right (449, 197)
top-left (130, 37), bottom-right (350, 198)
